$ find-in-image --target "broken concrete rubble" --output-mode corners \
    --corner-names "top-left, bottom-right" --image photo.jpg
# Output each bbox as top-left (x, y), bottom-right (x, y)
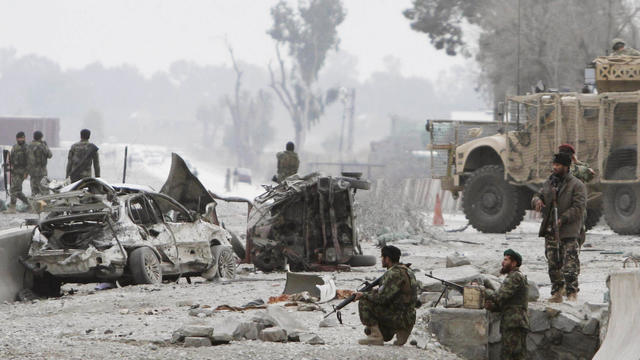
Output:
top-left (259, 327), bottom-right (287, 342)
top-left (446, 253), bottom-right (471, 268)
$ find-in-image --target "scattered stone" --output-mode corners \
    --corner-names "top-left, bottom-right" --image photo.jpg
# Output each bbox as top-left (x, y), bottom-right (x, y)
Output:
top-left (319, 316), bottom-right (338, 328)
top-left (581, 317), bottom-right (599, 336)
top-left (119, 309), bottom-right (129, 315)
top-left (527, 280), bottom-right (540, 301)
top-left (184, 337), bottom-right (212, 347)
top-left (104, 329), bottom-right (113, 335)
top-left (266, 305), bottom-right (307, 333)
top-left (551, 312), bottom-right (581, 333)
top-left (176, 300), bottom-right (195, 307)
top-left (189, 308), bottom-right (214, 317)
top-left (529, 309), bottom-right (551, 332)
top-left (300, 333), bottom-right (325, 345)
top-left (175, 325), bottom-right (215, 338)
top-left (259, 327), bottom-right (287, 342)
top-left (251, 312), bottom-right (278, 331)
top-left (544, 307), bottom-right (560, 317)
top-left (287, 332), bottom-right (301, 342)
top-left (446, 253), bottom-right (471, 268)
top-left (526, 333), bottom-right (544, 351)
top-left (210, 334), bottom-right (232, 345)
top-left (149, 344), bottom-right (158, 351)
top-left (233, 322), bottom-right (259, 340)
top-left (297, 303), bottom-right (321, 312)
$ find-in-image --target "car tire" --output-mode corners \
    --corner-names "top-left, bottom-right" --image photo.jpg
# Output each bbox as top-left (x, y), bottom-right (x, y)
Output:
top-left (228, 231), bottom-right (246, 260)
top-left (32, 273), bottom-right (61, 298)
top-left (210, 245), bottom-right (237, 279)
top-left (603, 166), bottom-right (640, 234)
top-left (348, 254), bottom-right (376, 267)
top-left (585, 207), bottom-right (602, 232)
top-left (129, 247), bottom-right (162, 285)
top-left (462, 165), bottom-right (525, 233)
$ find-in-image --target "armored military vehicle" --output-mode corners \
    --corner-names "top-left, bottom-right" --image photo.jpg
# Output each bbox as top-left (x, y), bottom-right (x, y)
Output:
top-left (428, 56), bottom-right (640, 234)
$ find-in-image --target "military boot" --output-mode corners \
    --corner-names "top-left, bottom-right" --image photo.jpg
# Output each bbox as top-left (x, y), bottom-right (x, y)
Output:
top-left (548, 291), bottom-right (563, 303)
top-left (566, 293), bottom-right (577, 302)
top-left (393, 329), bottom-right (411, 346)
top-left (5, 204), bottom-right (16, 214)
top-left (358, 325), bottom-right (384, 345)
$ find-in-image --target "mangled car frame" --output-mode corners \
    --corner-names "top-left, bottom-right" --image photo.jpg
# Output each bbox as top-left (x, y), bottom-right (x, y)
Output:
top-left (246, 173), bottom-right (375, 272)
top-left (21, 154), bottom-right (237, 295)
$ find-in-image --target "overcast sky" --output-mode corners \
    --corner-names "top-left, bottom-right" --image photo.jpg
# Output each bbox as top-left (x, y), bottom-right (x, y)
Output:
top-left (0, 0), bottom-right (475, 81)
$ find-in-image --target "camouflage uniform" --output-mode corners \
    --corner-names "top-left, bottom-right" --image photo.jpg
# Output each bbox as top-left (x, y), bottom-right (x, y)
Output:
top-left (66, 140), bottom-right (100, 182)
top-left (276, 150), bottom-right (299, 182)
top-left (485, 267), bottom-right (529, 360)
top-left (9, 142), bottom-right (29, 206)
top-left (27, 140), bottom-right (52, 196)
top-left (571, 159), bottom-right (593, 246)
top-left (358, 264), bottom-right (418, 341)
top-left (611, 38), bottom-right (640, 56)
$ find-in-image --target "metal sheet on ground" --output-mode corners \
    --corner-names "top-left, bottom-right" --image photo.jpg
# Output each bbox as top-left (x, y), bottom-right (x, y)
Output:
top-left (593, 269), bottom-right (640, 360)
top-left (0, 227), bottom-right (33, 302)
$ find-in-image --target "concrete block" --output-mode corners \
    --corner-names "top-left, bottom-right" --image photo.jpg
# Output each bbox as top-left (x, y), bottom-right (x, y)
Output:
top-left (528, 309), bottom-right (551, 332)
top-left (481, 274), bottom-right (502, 291)
top-left (560, 331), bottom-right (599, 358)
top-left (259, 327), bottom-right (287, 342)
top-left (189, 308), bottom-right (214, 317)
top-left (488, 313), bottom-right (501, 343)
top-left (427, 308), bottom-right (488, 360)
top-left (446, 253), bottom-right (471, 268)
top-left (233, 322), bottom-right (259, 340)
top-left (526, 333), bottom-right (544, 351)
top-left (184, 336), bottom-right (211, 347)
top-left (527, 280), bottom-right (540, 301)
top-left (210, 334), bottom-right (232, 345)
top-left (300, 333), bottom-right (325, 345)
top-left (551, 312), bottom-right (581, 332)
top-left (319, 316), bottom-right (338, 328)
top-left (265, 305), bottom-right (306, 333)
top-left (0, 228), bottom-right (34, 302)
top-left (581, 317), bottom-right (599, 336)
top-left (176, 325), bottom-right (214, 338)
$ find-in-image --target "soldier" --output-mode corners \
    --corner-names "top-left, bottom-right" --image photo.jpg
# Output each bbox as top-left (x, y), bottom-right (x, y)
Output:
top-left (66, 129), bottom-right (100, 182)
top-left (27, 130), bottom-right (52, 196)
top-left (355, 245), bottom-right (418, 346)
top-left (276, 142), bottom-right (299, 182)
top-left (532, 153), bottom-right (586, 303)
top-left (611, 38), bottom-right (640, 56)
top-left (559, 144), bottom-right (594, 246)
top-left (6, 132), bottom-right (30, 213)
top-left (485, 249), bottom-right (529, 360)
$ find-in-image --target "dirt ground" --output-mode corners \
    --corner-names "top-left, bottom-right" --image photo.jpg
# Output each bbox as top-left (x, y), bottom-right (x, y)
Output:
top-left (0, 202), bottom-right (628, 359)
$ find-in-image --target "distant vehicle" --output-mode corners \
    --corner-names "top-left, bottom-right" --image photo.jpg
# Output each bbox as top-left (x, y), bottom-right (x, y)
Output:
top-left (21, 154), bottom-right (236, 296)
top-left (427, 56), bottom-right (640, 235)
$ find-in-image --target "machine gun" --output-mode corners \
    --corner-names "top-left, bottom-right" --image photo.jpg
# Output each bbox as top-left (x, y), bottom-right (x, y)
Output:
top-left (324, 274), bottom-right (383, 324)
top-left (425, 272), bottom-right (466, 307)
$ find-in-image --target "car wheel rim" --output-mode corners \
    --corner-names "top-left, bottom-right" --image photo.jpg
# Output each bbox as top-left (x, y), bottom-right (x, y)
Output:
top-left (144, 252), bottom-right (161, 283)
top-left (218, 250), bottom-right (236, 279)
top-left (615, 186), bottom-right (636, 217)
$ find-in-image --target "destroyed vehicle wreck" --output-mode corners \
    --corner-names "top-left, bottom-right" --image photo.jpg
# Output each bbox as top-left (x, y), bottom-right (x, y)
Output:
top-left (21, 154), bottom-right (237, 296)
top-left (247, 172), bottom-right (375, 272)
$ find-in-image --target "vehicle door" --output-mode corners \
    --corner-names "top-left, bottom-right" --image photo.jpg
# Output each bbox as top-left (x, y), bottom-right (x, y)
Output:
top-left (127, 194), bottom-right (179, 264)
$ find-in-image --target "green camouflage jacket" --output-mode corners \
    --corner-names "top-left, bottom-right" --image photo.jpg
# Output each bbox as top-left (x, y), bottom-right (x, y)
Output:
top-left (10, 143), bottom-right (28, 173)
top-left (27, 140), bottom-right (52, 177)
top-left (66, 140), bottom-right (100, 180)
top-left (613, 47), bottom-right (640, 56)
top-left (365, 264), bottom-right (418, 309)
top-left (276, 150), bottom-right (300, 182)
top-left (486, 268), bottom-right (529, 330)
top-left (571, 160), bottom-right (594, 184)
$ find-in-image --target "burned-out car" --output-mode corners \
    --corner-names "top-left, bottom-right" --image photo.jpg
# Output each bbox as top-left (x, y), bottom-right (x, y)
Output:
top-left (247, 172), bottom-right (374, 272)
top-left (21, 154), bottom-right (236, 295)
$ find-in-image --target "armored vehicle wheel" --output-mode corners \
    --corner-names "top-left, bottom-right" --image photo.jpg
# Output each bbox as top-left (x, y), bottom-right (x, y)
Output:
top-left (129, 247), bottom-right (162, 285)
top-left (462, 165), bottom-right (525, 233)
top-left (585, 207), bottom-right (602, 232)
top-left (603, 166), bottom-right (640, 234)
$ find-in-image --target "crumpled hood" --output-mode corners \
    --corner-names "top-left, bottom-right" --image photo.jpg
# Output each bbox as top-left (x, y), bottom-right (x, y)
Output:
top-left (160, 153), bottom-right (215, 214)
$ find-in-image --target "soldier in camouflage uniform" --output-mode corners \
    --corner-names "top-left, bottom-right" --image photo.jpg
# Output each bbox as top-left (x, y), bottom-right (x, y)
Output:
top-left (355, 245), bottom-right (419, 346)
top-left (611, 38), bottom-right (640, 56)
top-left (532, 153), bottom-right (586, 303)
top-left (276, 142), bottom-right (299, 182)
top-left (485, 249), bottom-right (529, 360)
top-left (6, 132), bottom-right (30, 213)
top-left (66, 129), bottom-right (100, 182)
top-left (27, 130), bottom-right (52, 196)
top-left (559, 144), bottom-right (594, 247)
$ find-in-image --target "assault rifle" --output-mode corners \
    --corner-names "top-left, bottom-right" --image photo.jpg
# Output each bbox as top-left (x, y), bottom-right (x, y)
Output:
top-left (324, 274), bottom-right (383, 324)
top-left (425, 272), bottom-right (465, 307)
top-left (2, 149), bottom-right (9, 200)
top-left (539, 174), bottom-right (562, 263)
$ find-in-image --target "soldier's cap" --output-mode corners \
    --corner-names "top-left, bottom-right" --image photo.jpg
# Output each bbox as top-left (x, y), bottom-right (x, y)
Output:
top-left (16, 131), bottom-right (25, 138)
top-left (504, 249), bottom-right (522, 266)
top-left (612, 38), bottom-right (626, 49)
top-left (553, 152), bottom-right (571, 167)
top-left (558, 144), bottom-right (575, 154)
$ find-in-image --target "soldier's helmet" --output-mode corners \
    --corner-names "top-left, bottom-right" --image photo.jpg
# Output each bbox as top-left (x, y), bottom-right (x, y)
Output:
top-left (612, 38), bottom-right (626, 50)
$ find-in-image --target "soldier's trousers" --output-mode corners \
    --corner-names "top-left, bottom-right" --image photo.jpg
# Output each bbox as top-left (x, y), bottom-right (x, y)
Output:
top-left (545, 236), bottom-right (580, 295)
top-left (30, 175), bottom-right (48, 196)
top-left (358, 297), bottom-right (415, 342)
top-left (9, 171), bottom-right (29, 205)
top-left (501, 327), bottom-right (527, 360)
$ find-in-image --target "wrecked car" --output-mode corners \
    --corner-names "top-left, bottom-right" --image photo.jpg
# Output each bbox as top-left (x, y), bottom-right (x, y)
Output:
top-left (247, 172), bottom-right (375, 272)
top-left (21, 154), bottom-right (237, 295)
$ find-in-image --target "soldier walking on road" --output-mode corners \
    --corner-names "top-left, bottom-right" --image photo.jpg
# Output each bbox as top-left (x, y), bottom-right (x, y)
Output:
top-left (611, 38), bottom-right (640, 56)
top-left (355, 245), bottom-right (419, 346)
top-left (484, 249), bottom-right (530, 360)
top-left (276, 142), bottom-right (299, 182)
top-left (6, 132), bottom-right (30, 213)
top-left (27, 130), bottom-right (52, 196)
top-left (532, 153), bottom-right (586, 303)
top-left (66, 129), bottom-right (100, 182)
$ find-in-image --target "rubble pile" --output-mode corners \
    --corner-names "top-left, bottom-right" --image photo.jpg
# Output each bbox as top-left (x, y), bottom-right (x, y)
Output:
top-left (171, 325), bottom-right (231, 347)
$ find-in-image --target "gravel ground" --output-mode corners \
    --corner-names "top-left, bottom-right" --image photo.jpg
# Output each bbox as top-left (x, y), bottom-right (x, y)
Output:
top-left (0, 202), bottom-right (630, 359)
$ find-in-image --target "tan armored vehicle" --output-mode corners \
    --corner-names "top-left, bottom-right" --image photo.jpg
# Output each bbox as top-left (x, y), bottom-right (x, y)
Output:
top-left (428, 56), bottom-right (640, 234)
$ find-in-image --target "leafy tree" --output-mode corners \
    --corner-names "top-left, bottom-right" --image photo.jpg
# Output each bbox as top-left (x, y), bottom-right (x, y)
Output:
top-left (267, 0), bottom-right (345, 149)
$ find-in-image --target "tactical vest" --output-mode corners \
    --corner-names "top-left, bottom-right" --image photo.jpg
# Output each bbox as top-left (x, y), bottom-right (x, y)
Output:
top-left (11, 144), bottom-right (28, 170)
top-left (397, 264), bottom-right (419, 306)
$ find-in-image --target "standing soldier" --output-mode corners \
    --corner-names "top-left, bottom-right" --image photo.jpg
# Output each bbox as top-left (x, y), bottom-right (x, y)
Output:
top-left (27, 130), bottom-right (52, 196)
top-left (559, 144), bottom-right (594, 246)
top-left (66, 129), bottom-right (100, 182)
top-left (611, 38), bottom-right (640, 56)
top-left (355, 245), bottom-right (419, 346)
top-left (484, 249), bottom-right (530, 360)
top-left (276, 142), bottom-right (299, 182)
top-left (532, 153), bottom-right (586, 303)
top-left (6, 132), bottom-right (30, 213)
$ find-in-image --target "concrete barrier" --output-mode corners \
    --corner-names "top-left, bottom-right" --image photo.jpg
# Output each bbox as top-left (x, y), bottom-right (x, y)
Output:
top-left (593, 270), bottom-right (640, 360)
top-left (0, 227), bottom-right (34, 302)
